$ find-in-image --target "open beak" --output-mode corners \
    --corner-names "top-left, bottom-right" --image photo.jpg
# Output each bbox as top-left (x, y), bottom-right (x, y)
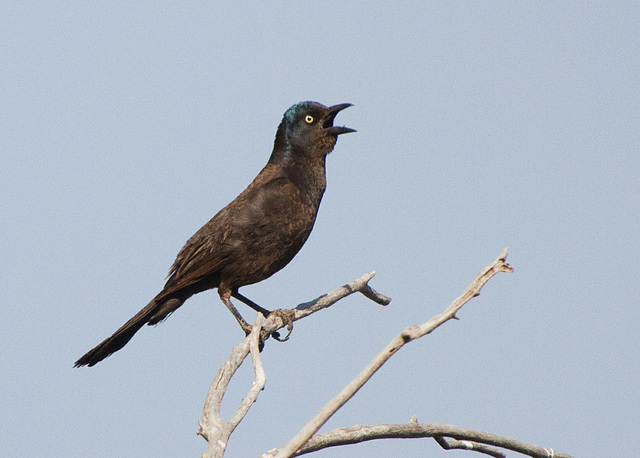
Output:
top-left (323, 103), bottom-right (356, 136)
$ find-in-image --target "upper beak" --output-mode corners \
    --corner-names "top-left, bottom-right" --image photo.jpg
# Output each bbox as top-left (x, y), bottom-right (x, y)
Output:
top-left (323, 103), bottom-right (356, 136)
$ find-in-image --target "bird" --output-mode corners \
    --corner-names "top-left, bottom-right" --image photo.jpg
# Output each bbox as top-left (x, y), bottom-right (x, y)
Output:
top-left (74, 101), bottom-right (355, 367)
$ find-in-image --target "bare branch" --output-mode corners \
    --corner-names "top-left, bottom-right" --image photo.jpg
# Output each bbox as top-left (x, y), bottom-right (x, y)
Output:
top-left (270, 249), bottom-right (514, 457)
top-left (199, 274), bottom-right (390, 457)
top-left (260, 271), bottom-right (390, 337)
top-left (225, 316), bottom-right (265, 432)
top-left (285, 422), bottom-right (572, 458)
top-left (198, 314), bottom-right (265, 458)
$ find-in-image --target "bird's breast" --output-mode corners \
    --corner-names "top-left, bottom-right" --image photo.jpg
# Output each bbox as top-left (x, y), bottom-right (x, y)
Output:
top-left (217, 187), bottom-right (321, 289)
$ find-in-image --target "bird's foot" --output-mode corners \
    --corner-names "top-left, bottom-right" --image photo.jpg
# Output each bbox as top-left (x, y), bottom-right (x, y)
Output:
top-left (267, 309), bottom-right (295, 342)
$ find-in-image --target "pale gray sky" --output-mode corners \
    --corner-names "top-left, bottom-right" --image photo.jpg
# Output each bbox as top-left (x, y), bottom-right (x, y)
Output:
top-left (2, 2), bottom-right (639, 457)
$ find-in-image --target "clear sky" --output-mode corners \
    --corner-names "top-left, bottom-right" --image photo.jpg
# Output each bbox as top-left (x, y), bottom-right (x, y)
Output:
top-left (2, 2), bottom-right (638, 457)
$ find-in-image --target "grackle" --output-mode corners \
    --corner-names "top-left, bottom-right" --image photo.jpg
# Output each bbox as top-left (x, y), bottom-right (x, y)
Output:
top-left (74, 101), bottom-right (355, 367)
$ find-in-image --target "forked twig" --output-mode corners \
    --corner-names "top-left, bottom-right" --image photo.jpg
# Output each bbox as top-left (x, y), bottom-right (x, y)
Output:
top-left (198, 273), bottom-right (389, 457)
top-left (198, 314), bottom-right (265, 458)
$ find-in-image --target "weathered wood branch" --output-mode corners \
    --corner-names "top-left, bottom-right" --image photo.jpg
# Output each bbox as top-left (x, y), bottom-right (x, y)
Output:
top-left (198, 273), bottom-right (390, 456)
top-left (269, 248), bottom-right (514, 458)
top-left (198, 313), bottom-right (265, 458)
top-left (292, 420), bottom-right (573, 458)
top-left (201, 249), bottom-right (573, 458)
top-left (260, 271), bottom-right (390, 338)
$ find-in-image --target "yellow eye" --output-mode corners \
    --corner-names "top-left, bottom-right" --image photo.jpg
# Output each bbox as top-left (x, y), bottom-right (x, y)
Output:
top-left (304, 115), bottom-right (314, 124)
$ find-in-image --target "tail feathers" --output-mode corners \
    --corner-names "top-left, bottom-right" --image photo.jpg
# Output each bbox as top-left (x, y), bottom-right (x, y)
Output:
top-left (74, 295), bottom-right (184, 367)
top-left (148, 298), bottom-right (183, 325)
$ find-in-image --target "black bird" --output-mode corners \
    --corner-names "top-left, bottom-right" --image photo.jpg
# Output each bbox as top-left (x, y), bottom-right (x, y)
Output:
top-left (74, 101), bottom-right (355, 367)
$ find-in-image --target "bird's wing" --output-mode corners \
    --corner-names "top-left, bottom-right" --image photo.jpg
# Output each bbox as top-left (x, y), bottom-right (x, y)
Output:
top-left (156, 216), bottom-right (232, 300)
top-left (156, 176), bottom-right (300, 300)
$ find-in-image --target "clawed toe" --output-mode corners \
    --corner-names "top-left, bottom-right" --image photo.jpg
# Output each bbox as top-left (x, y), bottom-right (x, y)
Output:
top-left (268, 309), bottom-right (295, 342)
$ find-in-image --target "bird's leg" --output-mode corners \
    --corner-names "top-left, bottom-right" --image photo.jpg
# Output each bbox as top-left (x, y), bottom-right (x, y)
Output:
top-left (219, 295), bottom-right (252, 335)
top-left (231, 290), bottom-right (272, 315)
top-left (232, 289), bottom-right (294, 342)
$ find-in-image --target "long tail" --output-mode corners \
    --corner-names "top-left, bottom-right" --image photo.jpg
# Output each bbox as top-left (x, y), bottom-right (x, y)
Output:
top-left (74, 295), bottom-right (183, 367)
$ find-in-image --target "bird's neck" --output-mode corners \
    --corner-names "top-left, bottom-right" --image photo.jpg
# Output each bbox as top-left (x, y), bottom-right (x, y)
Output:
top-left (270, 145), bottom-right (327, 205)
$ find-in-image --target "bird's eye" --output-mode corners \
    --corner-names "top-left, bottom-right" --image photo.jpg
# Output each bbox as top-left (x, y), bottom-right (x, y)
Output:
top-left (304, 115), bottom-right (314, 124)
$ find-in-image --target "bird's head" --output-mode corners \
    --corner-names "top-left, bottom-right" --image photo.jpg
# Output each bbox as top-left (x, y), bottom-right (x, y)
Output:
top-left (273, 101), bottom-right (355, 159)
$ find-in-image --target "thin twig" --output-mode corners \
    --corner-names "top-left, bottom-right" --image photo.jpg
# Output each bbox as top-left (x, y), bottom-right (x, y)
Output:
top-left (270, 249), bottom-right (514, 458)
top-left (434, 436), bottom-right (506, 458)
top-left (260, 271), bottom-right (390, 336)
